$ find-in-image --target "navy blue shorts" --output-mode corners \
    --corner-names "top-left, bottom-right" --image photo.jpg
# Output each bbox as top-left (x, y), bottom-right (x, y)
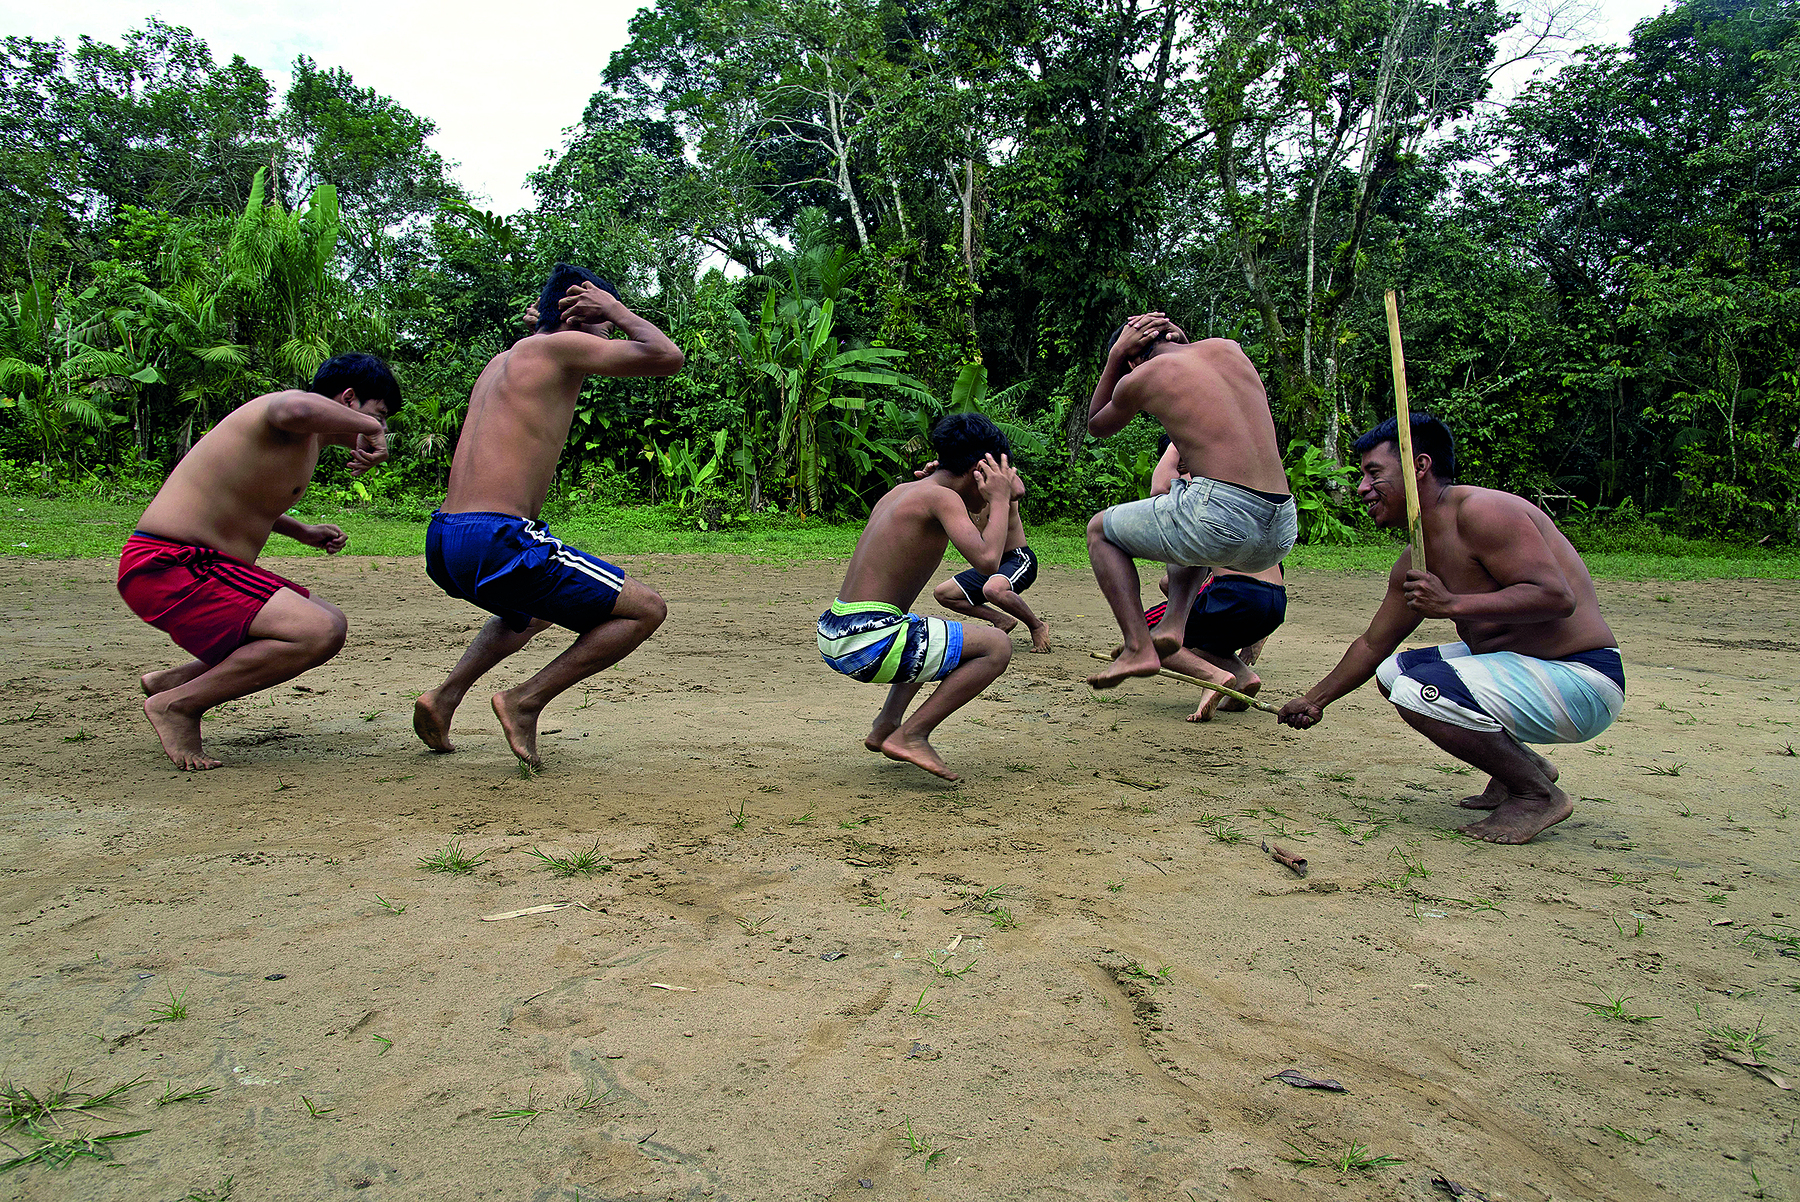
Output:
top-left (952, 545), bottom-right (1038, 606)
top-left (1144, 575), bottom-right (1286, 655)
top-left (426, 511), bottom-right (623, 633)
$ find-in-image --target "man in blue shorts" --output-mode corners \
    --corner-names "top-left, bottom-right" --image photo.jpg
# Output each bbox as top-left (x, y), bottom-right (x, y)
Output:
top-left (413, 265), bottom-right (683, 768)
top-left (1278, 414), bottom-right (1625, 845)
top-left (818, 414), bottom-right (1021, 781)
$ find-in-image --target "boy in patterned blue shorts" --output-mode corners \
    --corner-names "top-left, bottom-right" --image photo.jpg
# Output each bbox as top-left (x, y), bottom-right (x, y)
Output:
top-left (414, 265), bottom-right (684, 768)
top-left (817, 414), bottom-right (1022, 781)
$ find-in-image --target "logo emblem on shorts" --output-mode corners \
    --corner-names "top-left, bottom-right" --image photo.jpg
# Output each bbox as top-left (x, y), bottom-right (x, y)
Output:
top-left (1420, 684), bottom-right (1440, 702)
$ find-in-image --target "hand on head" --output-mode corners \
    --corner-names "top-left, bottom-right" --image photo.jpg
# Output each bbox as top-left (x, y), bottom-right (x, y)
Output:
top-left (913, 459), bottom-right (940, 480)
top-left (521, 301), bottom-right (539, 330)
top-left (1113, 312), bottom-right (1183, 366)
top-left (558, 282), bottom-right (625, 333)
top-left (973, 452), bottom-right (1018, 501)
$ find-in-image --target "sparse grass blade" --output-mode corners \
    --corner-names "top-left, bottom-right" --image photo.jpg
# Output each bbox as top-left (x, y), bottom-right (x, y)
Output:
top-left (417, 839), bottom-right (486, 874)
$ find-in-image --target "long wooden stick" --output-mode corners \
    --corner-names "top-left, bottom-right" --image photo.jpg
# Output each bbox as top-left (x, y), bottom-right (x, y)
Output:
top-left (1383, 289), bottom-right (1427, 573)
top-left (1086, 651), bottom-right (1280, 714)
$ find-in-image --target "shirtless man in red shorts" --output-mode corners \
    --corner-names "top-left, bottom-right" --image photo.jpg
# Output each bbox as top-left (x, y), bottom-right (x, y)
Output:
top-left (117, 354), bottom-right (397, 769)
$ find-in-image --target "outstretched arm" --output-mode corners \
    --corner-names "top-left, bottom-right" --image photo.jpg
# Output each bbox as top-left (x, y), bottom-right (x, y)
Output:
top-left (1279, 554), bottom-right (1423, 729)
top-left (272, 515), bottom-right (348, 554)
top-left (545, 283), bottom-right (684, 378)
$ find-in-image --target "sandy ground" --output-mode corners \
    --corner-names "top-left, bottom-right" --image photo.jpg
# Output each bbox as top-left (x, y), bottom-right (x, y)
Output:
top-left (0, 553), bottom-right (1796, 1202)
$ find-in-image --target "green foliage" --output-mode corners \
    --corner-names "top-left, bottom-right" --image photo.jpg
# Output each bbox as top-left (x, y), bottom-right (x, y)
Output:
top-left (1284, 440), bottom-right (1359, 545)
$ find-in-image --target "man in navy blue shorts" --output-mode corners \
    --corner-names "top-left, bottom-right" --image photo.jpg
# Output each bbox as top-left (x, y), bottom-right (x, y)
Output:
top-left (413, 265), bottom-right (684, 768)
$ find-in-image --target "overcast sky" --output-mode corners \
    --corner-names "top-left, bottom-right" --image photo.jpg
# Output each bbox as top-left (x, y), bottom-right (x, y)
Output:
top-left (3, 0), bottom-right (1674, 216)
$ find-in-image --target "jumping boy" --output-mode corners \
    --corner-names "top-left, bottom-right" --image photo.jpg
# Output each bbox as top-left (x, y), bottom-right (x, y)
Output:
top-left (118, 353), bottom-right (398, 770)
top-left (413, 265), bottom-right (683, 768)
top-left (817, 414), bottom-right (1022, 781)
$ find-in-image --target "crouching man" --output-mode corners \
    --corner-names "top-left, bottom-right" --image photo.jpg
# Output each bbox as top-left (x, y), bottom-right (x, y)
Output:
top-left (1277, 414), bottom-right (1625, 844)
top-left (119, 354), bottom-right (398, 769)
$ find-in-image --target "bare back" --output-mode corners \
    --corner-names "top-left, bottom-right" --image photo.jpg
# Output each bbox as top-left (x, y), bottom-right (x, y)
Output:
top-left (137, 395), bottom-right (325, 563)
top-left (1119, 339), bottom-right (1288, 495)
top-left (441, 335), bottom-right (588, 519)
top-left (1425, 486), bottom-right (1617, 658)
top-left (838, 480), bottom-right (960, 610)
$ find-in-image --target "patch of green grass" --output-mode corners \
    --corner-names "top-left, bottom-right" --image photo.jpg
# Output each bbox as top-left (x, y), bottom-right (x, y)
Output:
top-left (900, 1117), bottom-right (946, 1168)
top-left (156, 1081), bottom-right (218, 1106)
top-left (149, 986), bottom-right (188, 1023)
top-left (0, 1126), bottom-right (151, 1172)
top-left (2, 1073), bottom-right (146, 1130)
top-left (300, 1095), bottom-right (334, 1118)
top-left (1600, 1125), bottom-right (1658, 1145)
top-left (490, 1088), bottom-right (542, 1131)
top-left (8, 493), bottom-right (1800, 580)
top-left (1207, 822), bottom-right (1246, 845)
top-left (908, 986), bottom-right (937, 1018)
top-left (788, 803), bottom-right (816, 825)
top-left (737, 915), bottom-right (773, 934)
top-left (61, 729), bottom-right (93, 743)
top-left (1703, 1016), bottom-right (1771, 1059)
top-left (988, 906), bottom-right (1018, 930)
top-left (727, 801), bottom-right (749, 830)
top-left (1579, 988), bottom-right (1660, 1023)
top-left (1281, 1140), bottom-right (1405, 1172)
top-left (417, 839), bottom-right (485, 874)
top-left (1639, 761), bottom-right (1687, 777)
top-left (524, 839), bottom-right (610, 877)
top-left (374, 895), bottom-right (406, 915)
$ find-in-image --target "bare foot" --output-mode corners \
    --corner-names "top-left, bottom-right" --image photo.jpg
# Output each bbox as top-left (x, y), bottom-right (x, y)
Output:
top-left (1027, 623), bottom-right (1051, 653)
top-left (1183, 663), bottom-right (1238, 723)
top-left (142, 697), bottom-right (222, 771)
top-left (879, 730), bottom-right (958, 781)
top-left (140, 663), bottom-right (206, 697)
top-left (1458, 786), bottom-right (1574, 844)
top-left (1151, 632), bottom-right (1182, 659)
top-left (1459, 748), bottom-right (1557, 808)
top-left (989, 613), bottom-right (1019, 634)
top-left (491, 690), bottom-right (542, 769)
top-left (865, 717), bottom-right (900, 753)
top-left (412, 690), bottom-right (459, 753)
top-left (1218, 674), bottom-right (1261, 712)
top-left (1088, 646), bottom-right (1161, 689)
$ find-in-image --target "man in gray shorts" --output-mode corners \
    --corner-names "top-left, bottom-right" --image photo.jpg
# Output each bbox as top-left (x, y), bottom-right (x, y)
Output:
top-left (1085, 312), bottom-right (1297, 689)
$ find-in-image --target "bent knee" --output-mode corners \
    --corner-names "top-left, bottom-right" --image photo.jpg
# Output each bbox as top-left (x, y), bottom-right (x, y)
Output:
top-left (1086, 511), bottom-right (1109, 537)
top-left (933, 579), bottom-right (963, 605)
top-left (625, 582), bottom-right (667, 629)
top-left (981, 575), bottom-right (1013, 603)
top-left (302, 606), bottom-right (348, 659)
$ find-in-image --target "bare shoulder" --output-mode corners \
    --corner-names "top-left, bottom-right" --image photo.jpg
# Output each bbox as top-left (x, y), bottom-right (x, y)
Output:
top-left (1453, 486), bottom-right (1543, 534)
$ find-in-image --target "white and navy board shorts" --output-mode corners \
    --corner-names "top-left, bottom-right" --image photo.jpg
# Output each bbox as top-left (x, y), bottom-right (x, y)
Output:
top-left (1376, 642), bottom-right (1626, 745)
top-left (1101, 475), bottom-right (1298, 572)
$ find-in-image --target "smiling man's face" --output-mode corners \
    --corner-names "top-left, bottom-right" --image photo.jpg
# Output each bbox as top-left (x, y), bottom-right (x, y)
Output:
top-left (1356, 441), bottom-right (1405, 529)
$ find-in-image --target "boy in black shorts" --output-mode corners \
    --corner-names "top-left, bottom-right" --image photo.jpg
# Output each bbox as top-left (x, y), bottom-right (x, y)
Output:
top-left (927, 462), bottom-right (1050, 652)
top-left (1144, 563), bottom-right (1286, 721)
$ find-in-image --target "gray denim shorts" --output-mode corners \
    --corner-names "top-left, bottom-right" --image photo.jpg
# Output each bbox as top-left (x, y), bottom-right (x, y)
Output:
top-left (1101, 475), bottom-right (1298, 571)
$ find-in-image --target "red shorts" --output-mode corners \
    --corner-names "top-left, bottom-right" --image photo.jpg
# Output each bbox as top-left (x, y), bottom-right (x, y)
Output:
top-left (117, 531), bottom-right (310, 666)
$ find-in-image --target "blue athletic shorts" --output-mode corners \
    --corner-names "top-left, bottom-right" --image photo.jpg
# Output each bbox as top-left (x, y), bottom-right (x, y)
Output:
top-left (952, 545), bottom-right (1038, 606)
top-left (426, 511), bottom-right (623, 633)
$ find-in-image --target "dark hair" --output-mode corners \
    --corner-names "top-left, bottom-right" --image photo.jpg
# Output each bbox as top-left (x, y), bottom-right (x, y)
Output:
top-left (1104, 323), bottom-right (1128, 359)
top-left (538, 263), bottom-right (619, 332)
top-left (311, 353), bottom-right (401, 412)
top-left (1352, 412), bottom-right (1456, 481)
top-left (929, 412), bottom-right (1010, 475)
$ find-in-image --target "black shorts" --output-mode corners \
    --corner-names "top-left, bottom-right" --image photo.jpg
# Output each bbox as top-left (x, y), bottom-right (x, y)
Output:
top-left (953, 545), bottom-right (1038, 606)
top-left (1145, 575), bottom-right (1286, 655)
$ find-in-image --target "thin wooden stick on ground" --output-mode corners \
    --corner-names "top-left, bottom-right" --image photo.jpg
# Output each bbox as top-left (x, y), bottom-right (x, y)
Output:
top-left (1086, 650), bottom-right (1280, 714)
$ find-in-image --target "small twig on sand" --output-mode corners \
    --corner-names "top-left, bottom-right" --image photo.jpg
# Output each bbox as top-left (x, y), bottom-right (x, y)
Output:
top-left (1263, 840), bottom-right (1309, 877)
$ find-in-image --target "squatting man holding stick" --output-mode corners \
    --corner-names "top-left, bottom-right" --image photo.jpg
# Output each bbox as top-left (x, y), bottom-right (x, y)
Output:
top-left (118, 354), bottom-right (398, 770)
top-left (413, 265), bottom-right (683, 768)
top-left (1277, 414), bottom-right (1626, 845)
top-left (1084, 313), bottom-right (1298, 690)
